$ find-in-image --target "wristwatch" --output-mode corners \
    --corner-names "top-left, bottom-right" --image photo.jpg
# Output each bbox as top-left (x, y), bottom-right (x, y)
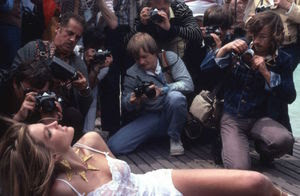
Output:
top-left (79, 85), bottom-right (91, 97)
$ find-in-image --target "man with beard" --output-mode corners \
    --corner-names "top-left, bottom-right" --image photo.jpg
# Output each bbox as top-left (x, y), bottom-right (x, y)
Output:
top-left (11, 12), bottom-right (92, 138)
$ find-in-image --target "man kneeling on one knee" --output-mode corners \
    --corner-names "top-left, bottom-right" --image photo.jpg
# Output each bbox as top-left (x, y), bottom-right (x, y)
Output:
top-left (108, 32), bottom-right (194, 156)
top-left (201, 11), bottom-right (296, 169)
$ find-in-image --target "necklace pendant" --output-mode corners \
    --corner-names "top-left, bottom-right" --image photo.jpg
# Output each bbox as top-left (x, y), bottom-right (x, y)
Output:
top-left (83, 154), bottom-right (93, 162)
top-left (79, 171), bottom-right (88, 182)
top-left (87, 163), bottom-right (99, 171)
top-left (66, 171), bottom-right (73, 181)
top-left (60, 159), bottom-right (72, 170)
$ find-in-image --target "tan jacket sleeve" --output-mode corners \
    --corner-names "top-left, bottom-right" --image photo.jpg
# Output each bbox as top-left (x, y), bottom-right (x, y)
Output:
top-left (286, 0), bottom-right (300, 23)
top-left (243, 0), bottom-right (257, 24)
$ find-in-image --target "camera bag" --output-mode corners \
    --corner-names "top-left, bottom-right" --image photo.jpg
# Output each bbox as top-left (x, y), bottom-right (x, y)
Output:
top-left (189, 83), bottom-right (223, 130)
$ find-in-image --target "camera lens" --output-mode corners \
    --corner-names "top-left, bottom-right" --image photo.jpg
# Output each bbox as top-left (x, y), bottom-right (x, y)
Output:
top-left (145, 87), bottom-right (156, 99)
top-left (41, 99), bottom-right (56, 113)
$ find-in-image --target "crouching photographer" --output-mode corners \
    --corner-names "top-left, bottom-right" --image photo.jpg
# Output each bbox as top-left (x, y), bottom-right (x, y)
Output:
top-left (201, 11), bottom-right (295, 169)
top-left (108, 33), bottom-right (194, 156)
top-left (0, 60), bottom-right (63, 137)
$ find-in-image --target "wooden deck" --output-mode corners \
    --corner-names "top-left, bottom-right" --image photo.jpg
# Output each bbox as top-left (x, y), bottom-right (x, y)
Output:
top-left (117, 138), bottom-right (300, 196)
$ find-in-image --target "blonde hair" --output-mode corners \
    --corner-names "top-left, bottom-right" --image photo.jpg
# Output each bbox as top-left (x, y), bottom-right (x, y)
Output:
top-left (0, 117), bottom-right (55, 196)
top-left (127, 32), bottom-right (159, 59)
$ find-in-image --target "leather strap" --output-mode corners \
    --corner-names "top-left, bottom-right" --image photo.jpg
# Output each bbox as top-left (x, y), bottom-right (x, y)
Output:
top-left (159, 50), bottom-right (174, 83)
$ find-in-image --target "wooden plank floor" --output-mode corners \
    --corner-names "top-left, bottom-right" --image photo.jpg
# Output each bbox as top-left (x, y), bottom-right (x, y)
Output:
top-left (117, 138), bottom-right (300, 196)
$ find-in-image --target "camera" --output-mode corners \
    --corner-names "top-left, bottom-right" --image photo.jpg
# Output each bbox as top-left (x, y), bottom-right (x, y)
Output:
top-left (149, 8), bottom-right (164, 23)
top-left (35, 91), bottom-right (62, 113)
top-left (134, 78), bottom-right (156, 99)
top-left (231, 48), bottom-right (255, 69)
top-left (204, 26), bottom-right (221, 48)
top-left (48, 56), bottom-right (79, 82)
top-left (91, 49), bottom-right (111, 65)
top-left (255, 5), bottom-right (271, 13)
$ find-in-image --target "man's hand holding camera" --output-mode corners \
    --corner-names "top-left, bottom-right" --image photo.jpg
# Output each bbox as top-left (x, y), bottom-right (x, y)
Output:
top-left (216, 39), bottom-right (248, 58)
top-left (251, 55), bottom-right (271, 83)
top-left (140, 7), bottom-right (152, 25)
top-left (92, 55), bottom-right (113, 73)
top-left (72, 71), bottom-right (90, 96)
top-left (13, 92), bottom-right (37, 121)
top-left (13, 91), bottom-right (63, 122)
top-left (140, 7), bottom-right (170, 31)
top-left (130, 84), bottom-right (161, 106)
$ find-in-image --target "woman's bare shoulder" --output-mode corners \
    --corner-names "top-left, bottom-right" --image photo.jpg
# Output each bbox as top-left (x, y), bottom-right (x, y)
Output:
top-left (75, 132), bottom-right (114, 157)
top-left (50, 179), bottom-right (74, 196)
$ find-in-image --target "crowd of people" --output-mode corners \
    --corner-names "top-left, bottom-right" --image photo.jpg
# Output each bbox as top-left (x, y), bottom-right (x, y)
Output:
top-left (0, 0), bottom-right (299, 195)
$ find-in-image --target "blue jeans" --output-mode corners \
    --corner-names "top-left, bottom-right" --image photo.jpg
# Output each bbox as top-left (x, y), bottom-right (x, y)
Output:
top-left (0, 24), bottom-right (21, 69)
top-left (108, 91), bottom-right (187, 155)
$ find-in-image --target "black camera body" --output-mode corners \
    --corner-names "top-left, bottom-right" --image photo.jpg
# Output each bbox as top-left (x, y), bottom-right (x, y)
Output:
top-left (48, 56), bottom-right (78, 82)
top-left (231, 48), bottom-right (255, 69)
top-left (255, 5), bottom-right (271, 13)
top-left (91, 49), bottom-right (111, 65)
top-left (35, 91), bottom-right (62, 113)
top-left (204, 26), bottom-right (221, 48)
top-left (149, 8), bottom-right (164, 23)
top-left (134, 81), bottom-right (156, 99)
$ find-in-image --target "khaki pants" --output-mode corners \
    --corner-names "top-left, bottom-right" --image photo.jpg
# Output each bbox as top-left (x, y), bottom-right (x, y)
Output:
top-left (220, 113), bottom-right (294, 169)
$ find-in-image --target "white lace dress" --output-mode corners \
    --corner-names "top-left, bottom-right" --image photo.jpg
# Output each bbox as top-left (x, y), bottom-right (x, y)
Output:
top-left (57, 143), bottom-right (183, 196)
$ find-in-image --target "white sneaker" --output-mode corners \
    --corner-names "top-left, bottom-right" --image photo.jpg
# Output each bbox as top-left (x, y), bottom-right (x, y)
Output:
top-left (170, 139), bottom-right (184, 156)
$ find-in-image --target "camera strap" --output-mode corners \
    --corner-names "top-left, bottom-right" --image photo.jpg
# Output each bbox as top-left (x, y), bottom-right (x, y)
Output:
top-left (158, 50), bottom-right (174, 83)
top-left (35, 39), bottom-right (53, 61)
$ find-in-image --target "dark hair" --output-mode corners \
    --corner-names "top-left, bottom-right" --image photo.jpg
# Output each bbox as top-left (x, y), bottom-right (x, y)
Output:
top-left (246, 11), bottom-right (284, 54)
top-left (13, 60), bottom-right (53, 89)
top-left (59, 12), bottom-right (85, 30)
top-left (127, 32), bottom-right (159, 59)
top-left (143, 0), bottom-right (170, 7)
top-left (82, 27), bottom-right (106, 50)
top-left (203, 5), bottom-right (233, 29)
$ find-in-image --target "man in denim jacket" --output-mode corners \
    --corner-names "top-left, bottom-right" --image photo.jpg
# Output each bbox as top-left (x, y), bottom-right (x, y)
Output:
top-left (201, 11), bottom-right (295, 169)
top-left (108, 32), bottom-right (194, 156)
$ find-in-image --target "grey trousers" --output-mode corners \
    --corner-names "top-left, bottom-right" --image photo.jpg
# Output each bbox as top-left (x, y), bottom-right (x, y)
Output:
top-left (221, 113), bottom-right (294, 169)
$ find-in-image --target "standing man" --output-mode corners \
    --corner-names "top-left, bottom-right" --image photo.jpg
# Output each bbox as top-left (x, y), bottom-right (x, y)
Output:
top-left (126, 0), bottom-right (202, 58)
top-left (108, 32), bottom-right (194, 156)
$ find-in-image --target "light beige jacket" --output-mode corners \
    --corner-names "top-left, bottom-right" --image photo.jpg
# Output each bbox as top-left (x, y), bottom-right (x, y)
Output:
top-left (244, 0), bottom-right (300, 45)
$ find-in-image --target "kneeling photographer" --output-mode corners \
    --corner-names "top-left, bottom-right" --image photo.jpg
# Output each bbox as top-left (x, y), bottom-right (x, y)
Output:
top-left (108, 33), bottom-right (194, 156)
top-left (201, 11), bottom-right (295, 169)
top-left (0, 60), bottom-right (63, 137)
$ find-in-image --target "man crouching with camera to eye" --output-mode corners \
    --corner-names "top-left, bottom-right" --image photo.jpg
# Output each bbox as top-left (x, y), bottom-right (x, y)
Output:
top-left (201, 11), bottom-right (296, 169)
top-left (108, 32), bottom-right (194, 156)
top-left (0, 60), bottom-right (63, 137)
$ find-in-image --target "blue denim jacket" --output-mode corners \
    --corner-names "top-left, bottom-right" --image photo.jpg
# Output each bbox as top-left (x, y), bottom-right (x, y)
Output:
top-left (200, 49), bottom-right (296, 118)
